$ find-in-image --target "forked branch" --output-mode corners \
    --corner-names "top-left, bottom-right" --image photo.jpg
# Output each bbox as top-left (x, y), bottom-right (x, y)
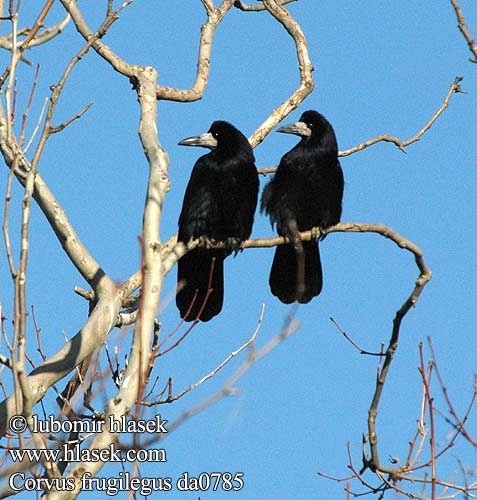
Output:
top-left (157, 0), bottom-right (236, 101)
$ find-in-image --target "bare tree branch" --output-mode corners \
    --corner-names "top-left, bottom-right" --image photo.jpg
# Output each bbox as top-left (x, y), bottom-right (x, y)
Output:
top-left (0, 0), bottom-right (56, 87)
top-left (329, 317), bottom-right (385, 357)
top-left (428, 337), bottom-right (477, 448)
top-left (145, 307), bottom-right (300, 442)
top-left (27, 12), bottom-right (71, 48)
top-left (339, 76), bottom-right (465, 157)
top-left (156, 0), bottom-right (236, 101)
top-left (0, 286), bottom-right (121, 439)
top-left (325, 343), bottom-right (477, 498)
top-left (61, 0), bottom-right (236, 103)
top-left (0, 11), bottom-right (71, 52)
top-left (248, 0), bottom-right (314, 147)
top-left (2, 167), bottom-right (16, 277)
top-left (0, 123), bottom-right (111, 287)
top-left (449, 0), bottom-right (477, 63)
top-left (358, 225), bottom-right (431, 474)
top-left (0, 104), bottom-right (121, 440)
top-left (49, 102), bottom-right (93, 134)
top-left (418, 343), bottom-right (437, 499)
top-left (234, 0), bottom-right (297, 12)
top-left (95, 220), bottom-right (431, 312)
top-left (45, 67), bottom-right (170, 500)
top-left (201, 0), bottom-right (215, 16)
top-left (144, 304), bottom-right (266, 406)
top-left (257, 75), bottom-right (465, 176)
top-left (59, 0), bottom-right (136, 78)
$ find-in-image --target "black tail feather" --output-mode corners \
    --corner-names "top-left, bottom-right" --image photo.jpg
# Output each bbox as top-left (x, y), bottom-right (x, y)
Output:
top-left (176, 249), bottom-right (224, 322)
top-left (269, 240), bottom-right (322, 304)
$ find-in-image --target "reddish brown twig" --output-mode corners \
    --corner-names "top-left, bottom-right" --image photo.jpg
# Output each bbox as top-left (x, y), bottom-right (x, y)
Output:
top-left (428, 337), bottom-right (477, 447)
top-left (418, 342), bottom-right (436, 499)
top-left (0, 0), bottom-right (56, 87)
top-left (31, 305), bottom-right (46, 362)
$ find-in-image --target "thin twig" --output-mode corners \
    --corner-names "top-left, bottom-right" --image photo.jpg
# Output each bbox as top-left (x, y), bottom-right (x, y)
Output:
top-left (134, 307), bottom-right (300, 452)
top-left (2, 167), bottom-right (16, 277)
top-left (23, 97), bottom-right (47, 154)
top-left (0, 12), bottom-right (71, 52)
top-left (340, 77), bottom-right (465, 157)
top-left (255, 75), bottom-right (467, 175)
top-left (60, 0), bottom-right (136, 78)
top-left (427, 337), bottom-right (477, 447)
top-left (145, 304), bottom-right (266, 406)
top-left (31, 305), bottom-right (46, 362)
top-left (234, 0), bottom-right (297, 11)
top-left (330, 317), bottom-right (385, 356)
top-left (18, 64), bottom-right (40, 148)
top-left (0, 0), bottom-right (56, 87)
top-left (49, 102), bottom-right (93, 134)
top-left (418, 342), bottom-right (436, 499)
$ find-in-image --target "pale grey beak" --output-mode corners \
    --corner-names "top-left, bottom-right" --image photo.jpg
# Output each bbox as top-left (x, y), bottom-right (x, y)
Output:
top-left (277, 121), bottom-right (311, 138)
top-left (178, 132), bottom-right (217, 149)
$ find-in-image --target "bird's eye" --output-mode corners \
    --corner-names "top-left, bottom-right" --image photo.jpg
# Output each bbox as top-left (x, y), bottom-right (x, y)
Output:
top-left (308, 122), bottom-right (313, 128)
top-left (213, 131), bottom-right (219, 138)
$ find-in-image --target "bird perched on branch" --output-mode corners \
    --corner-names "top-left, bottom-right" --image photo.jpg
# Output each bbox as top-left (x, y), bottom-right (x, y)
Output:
top-left (176, 120), bottom-right (259, 322)
top-left (261, 110), bottom-right (344, 304)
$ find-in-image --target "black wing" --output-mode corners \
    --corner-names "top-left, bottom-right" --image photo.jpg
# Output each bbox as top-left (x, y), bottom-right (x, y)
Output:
top-left (219, 154), bottom-right (259, 243)
top-left (178, 156), bottom-right (223, 242)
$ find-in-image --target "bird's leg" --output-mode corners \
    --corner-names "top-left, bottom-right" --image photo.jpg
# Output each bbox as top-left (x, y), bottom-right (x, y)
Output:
top-left (288, 219), bottom-right (303, 254)
top-left (288, 220), bottom-right (306, 301)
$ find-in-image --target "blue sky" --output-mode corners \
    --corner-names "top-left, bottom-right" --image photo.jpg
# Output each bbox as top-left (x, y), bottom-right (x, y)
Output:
top-left (2, 1), bottom-right (477, 498)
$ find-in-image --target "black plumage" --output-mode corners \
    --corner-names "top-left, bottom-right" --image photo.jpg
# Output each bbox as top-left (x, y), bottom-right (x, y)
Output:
top-left (176, 120), bottom-right (259, 321)
top-left (261, 110), bottom-right (344, 304)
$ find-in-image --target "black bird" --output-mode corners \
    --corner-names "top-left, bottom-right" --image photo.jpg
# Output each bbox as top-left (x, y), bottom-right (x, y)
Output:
top-left (261, 110), bottom-right (344, 304)
top-left (176, 120), bottom-right (259, 322)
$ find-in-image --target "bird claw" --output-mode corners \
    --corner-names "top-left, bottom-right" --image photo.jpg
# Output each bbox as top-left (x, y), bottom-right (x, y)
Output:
top-left (310, 226), bottom-right (323, 240)
top-left (224, 237), bottom-right (243, 255)
top-left (197, 236), bottom-right (217, 249)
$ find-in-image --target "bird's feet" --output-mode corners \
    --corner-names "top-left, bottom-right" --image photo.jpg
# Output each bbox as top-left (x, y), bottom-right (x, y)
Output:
top-left (224, 237), bottom-right (243, 255)
top-left (197, 236), bottom-right (217, 249)
top-left (310, 226), bottom-right (323, 240)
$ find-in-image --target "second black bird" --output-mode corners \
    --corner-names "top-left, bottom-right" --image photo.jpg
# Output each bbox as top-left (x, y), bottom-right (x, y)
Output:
top-left (177, 120), bottom-right (259, 322)
top-left (261, 110), bottom-right (344, 304)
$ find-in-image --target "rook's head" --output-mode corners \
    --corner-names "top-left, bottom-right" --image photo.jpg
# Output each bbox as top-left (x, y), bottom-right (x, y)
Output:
top-left (178, 120), bottom-right (252, 157)
top-left (277, 110), bottom-right (337, 150)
